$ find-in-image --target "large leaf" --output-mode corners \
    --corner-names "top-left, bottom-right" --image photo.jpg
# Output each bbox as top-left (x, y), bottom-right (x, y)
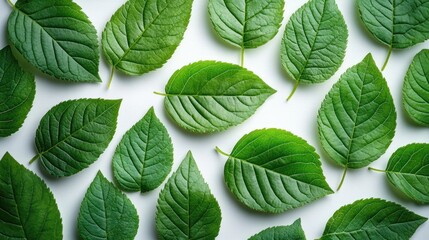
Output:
top-left (0, 153), bottom-right (62, 239)
top-left (403, 49), bottom-right (429, 126)
top-left (317, 54), bottom-right (396, 189)
top-left (8, 0), bottom-right (100, 82)
top-left (281, 0), bottom-right (348, 100)
top-left (161, 61), bottom-right (276, 133)
top-left (78, 171), bottom-right (139, 240)
top-left (320, 198), bottom-right (427, 240)
top-left (0, 45), bottom-right (35, 137)
top-left (32, 99), bottom-right (121, 177)
top-left (218, 128), bottom-right (333, 213)
top-left (113, 107), bottom-right (173, 192)
top-left (156, 151), bottom-right (222, 240)
top-left (248, 219), bottom-right (306, 240)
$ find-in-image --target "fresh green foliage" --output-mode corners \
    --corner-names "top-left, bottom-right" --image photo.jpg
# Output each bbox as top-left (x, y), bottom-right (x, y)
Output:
top-left (317, 54), bottom-right (396, 190)
top-left (281, 0), bottom-right (348, 100)
top-left (0, 153), bottom-right (62, 239)
top-left (8, 0), bottom-right (100, 82)
top-left (357, 0), bottom-right (429, 70)
top-left (161, 61), bottom-right (276, 133)
top-left (403, 49), bottom-right (429, 126)
top-left (320, 198), bottom-right (427, 239)
top-left (32, 99), bottom-right (121, 177)
top-left (248, 219), bottom-right (306, 240)
top-left (113, 107), bottom-right (173, 192)
top-left (78, 171), bottom-right (139, 240)
top-left (156, 152), bottom-right (222, 240)
top-left (218, 128), bottom-right (333, 213)
top-left (0, 46), bottom-right (35, 137)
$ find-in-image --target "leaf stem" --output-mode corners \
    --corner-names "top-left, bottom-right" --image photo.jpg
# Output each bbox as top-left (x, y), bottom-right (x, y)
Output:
top-left (368, 167), bottom-right (386, 173)
top-left (153, 92), bottom-right (167, 96)
top-left (29, 155), bottom-right (39, 164)
top-left (240, 47), bottom-right (244, 67)
top-left (287, 81), bottom-right (300, 101)
top-left (6, 0), bottom-right (14, 7)
top-left (381, 46), bottom-right (392, 71)
top-left (215, 146), bottom-right (230, 157)
top-left (337, 167), bottom-right (348, 191)
top-left (107, 67), bottom-right (115, 89)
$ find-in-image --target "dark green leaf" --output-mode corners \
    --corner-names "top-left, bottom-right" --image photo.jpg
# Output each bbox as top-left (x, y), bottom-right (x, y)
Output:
top-left (248, 219), bottom-right (306, 240)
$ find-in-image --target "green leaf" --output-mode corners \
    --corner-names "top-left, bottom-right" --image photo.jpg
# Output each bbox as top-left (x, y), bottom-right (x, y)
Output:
top-left (156, 151), bottom-right (222, 240)
top-left (317, 54), bottom-right (396, 189)
top-left (403, 49), bottom-right (429, 126)
top-left (218, 128), bottom-right (333, 213)
top-left (102, 0), bottom-right (193, 78)
top-left (320, 198), bottom-right (427, 240)
top-left (8, 0), bottom-right (101, 82)
top-left (281, 0), bottom-right (348, 100)
top-left (0, 45), bottom-right (35, 137)
top-left (248, 219), bottom-right (306, 240)
top-left (161, 61), bottom-right (276, 133)
top-left (32, 98), bottom-right (121, 177)
top-left (113, 107), bottom-right (173, 192)
top-left (0, 152), bottom-right (62, 240)
top-left (78, 171), bottom-right (139, 240)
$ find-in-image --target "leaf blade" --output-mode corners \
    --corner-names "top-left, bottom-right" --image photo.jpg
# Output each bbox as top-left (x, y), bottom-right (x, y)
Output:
top-left (248, 219), bottom-right (306, 240)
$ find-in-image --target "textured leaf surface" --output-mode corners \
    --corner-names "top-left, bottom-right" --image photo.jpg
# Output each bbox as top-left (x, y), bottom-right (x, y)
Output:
top-left (113, 107), bottom-right (173, 192)
top-left (78, 171), bottom-right (139, 240)
top-left (317, 54), bottom-right (396, 169)
top-left (102, 0), bottom-right (193, 75)
top-left (156, 152), bottom-right (221, 240)
top-left (208, 0), bottom-right (284, 49)
top-left (0, 153), bottom-right (62, 240)
top-left (33, 99), bottom-right (121, 177)
top-left (281, 0), bottom-right (348, 85)
top-left (403, 49), bottom-right (429, 126)
top-left (0, 46), bottom-right (35, 137)
top-left (163, 61), bottom-right (276, 133)
top-left (248, 219), bottom-right (306, 240)
top-left (8, 0), bottom-right (100, 82)
top-left (222, 128), bottom-right (333, 213)
top-left (320, 198), bottom-right (427, 240)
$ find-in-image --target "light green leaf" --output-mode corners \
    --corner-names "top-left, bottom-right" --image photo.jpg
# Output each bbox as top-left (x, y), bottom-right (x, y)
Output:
top-left (32, 98), bottom-right (121, 177)
top-left (156, 151), bottom-right (222, 240)
top-left (320, 198), bottom-right (427, 240)
top-left (403, 49), bottom-right (429, 126)
top-left (161, 61), bottom-right (276, 133)
top-left (8, 0), bottom-right (101, 82)
top-left (0, 152), bottom-right (62, 240)
top-left (317, 54), bottom-right (396, 190)
top-left (78, 171), bottom-right (139, 240)
top-left (113, 107), bottom-right (173, 192)
top-left (281, 0), bottom-right (348, 100)
top-left (248, 219), bottom-right (306, 240)
top-left (218, 128), bottom-right (333, 213)
top-left (0, 45), bottom-right (35, 137)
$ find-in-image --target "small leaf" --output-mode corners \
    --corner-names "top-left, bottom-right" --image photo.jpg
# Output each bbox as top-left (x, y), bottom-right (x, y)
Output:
top-left (219, 128), bottom-right (333, 213)
top-left (281, 0), bottom-right (348, 100)
top-left (113, 107), bottom-right (173, 192)
top-left (248, 219), bottom-right (306, 240)
top-left (0, 153), bottom-right (62, 239)
top-left (0, 45), bottom-right (35, 137)
top-left (320, 198), bottom-right (427, 240)
top-left (403, 49), bottom-right (429, 126)
top-left (162, 61), bottom-right (276, 133)
top-left (8, 0), bottom-right (101, 82)
top-left (32, 98), bottom-right (121, 177)
top-left (78, 171), bottom-right (139, 240)
top-left (156, 151), bottom-right (222, 240)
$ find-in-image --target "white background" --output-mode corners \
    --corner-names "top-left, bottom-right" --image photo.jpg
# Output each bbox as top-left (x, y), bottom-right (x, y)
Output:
top-left (1, 0), bottom-right (429, 239)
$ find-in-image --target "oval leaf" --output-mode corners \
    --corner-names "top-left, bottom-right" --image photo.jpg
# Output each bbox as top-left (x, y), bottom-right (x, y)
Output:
top-left (8, 0), bottom-right (101, 82)
top-left (32, 99), bottom-right (121, 177)
top-left (281, 0), bottom-right (348, 99)
top-left (156, 151), bottom-right (222, 240)
top-left (78, 171), bottom-right (139, 240)
top-left (113, 107), bottom-right (173, 192)
top-left (248, 219), bottom-right (306, 240)
top-left (320, 198), bottom-right (427, 240)
top-left (0, 45), bottom-right (35, 137)
top-left (219, 128), bottom-right (333, 213)
top-left (102, 0), bottom-right (193, 76)
top-left (162, 61), bottom-right (276, 133)
top-left (0, 153), bottom-right (62, 239)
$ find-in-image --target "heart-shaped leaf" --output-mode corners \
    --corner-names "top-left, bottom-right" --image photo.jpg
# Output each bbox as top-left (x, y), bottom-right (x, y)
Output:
top-left (248, 219), bottom-right (306, 240)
